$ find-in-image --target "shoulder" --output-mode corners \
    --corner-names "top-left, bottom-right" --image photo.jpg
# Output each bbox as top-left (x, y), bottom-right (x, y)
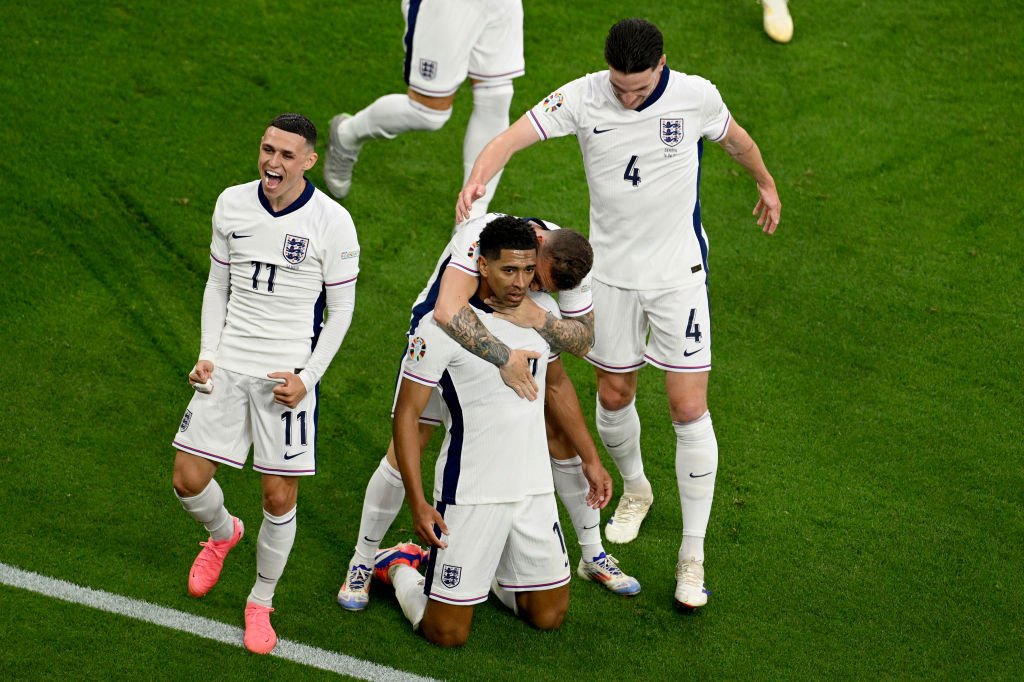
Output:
top-left (529, 290), bottom-right (561, 317)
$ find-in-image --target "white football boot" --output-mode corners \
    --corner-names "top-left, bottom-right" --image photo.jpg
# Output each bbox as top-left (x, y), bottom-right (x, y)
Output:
top-left (762, 0), bottom-right (794, 44)
top-left (324, 114), bottom-right (360, 199)
top-left (674, 559), bottom-right (710, 611)
top-left (604, 492), bottom-right (654, 544)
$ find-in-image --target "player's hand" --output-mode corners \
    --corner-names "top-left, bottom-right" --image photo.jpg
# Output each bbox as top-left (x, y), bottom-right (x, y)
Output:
top-left (455, 183), bottom-right (487, 224)
top-left (189, 360), bottom-right (215, 393)
top-left (753, 181), bottom-right (781, 234)
top-left (500, 349), bottom-right (541, 401)
top-left (485, 294), bottom-right (547, 330)
top-left (411, 501), bottom-right (449, 549)
top-left (581, 459), bottom-right (612, 509)
top-left (268, 371), bottom-right (306, 408)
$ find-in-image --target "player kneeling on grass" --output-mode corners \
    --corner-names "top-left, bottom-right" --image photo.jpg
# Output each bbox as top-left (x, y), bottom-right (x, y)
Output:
top-left (170, 113), bottom-right (359, 655)
top-left (378, 218), bottom-right (573, 646)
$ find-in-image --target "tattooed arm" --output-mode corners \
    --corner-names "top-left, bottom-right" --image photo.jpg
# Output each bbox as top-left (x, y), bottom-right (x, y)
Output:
top-left (485, 293), bottom-right (595, 358)
top-left (433, 266), bottom-right (540, 400)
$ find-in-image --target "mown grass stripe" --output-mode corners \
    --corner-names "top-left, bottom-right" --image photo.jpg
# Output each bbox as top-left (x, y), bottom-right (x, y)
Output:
top-left (0, 562), bottom-right (436, 682)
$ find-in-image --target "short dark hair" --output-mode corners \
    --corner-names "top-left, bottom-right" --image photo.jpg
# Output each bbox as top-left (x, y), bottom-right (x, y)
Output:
top-left (478, 215), bottom-right (539, 261)
top-left (268, 113), bottom-right (317, 149)
top-left (542, 229), bottom-right (593, 291)
top-left (604, 18), bottom-right (664, 73)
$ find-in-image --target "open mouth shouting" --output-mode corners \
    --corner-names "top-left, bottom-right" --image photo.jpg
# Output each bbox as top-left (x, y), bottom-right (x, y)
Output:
top-left (263, 169), bottom-right (284, 192)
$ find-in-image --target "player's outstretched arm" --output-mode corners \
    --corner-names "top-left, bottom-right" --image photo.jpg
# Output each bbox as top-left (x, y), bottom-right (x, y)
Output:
top-left (456, 115), bottom-right (542, 223)
top-left (434, 266), bottom-right (540, 400)
top-left (394, 379), bottom-right (449, 548)
top-left (717, 118), bottom-right (781, 234)
top-left (485, 298), bottom-right (594, 358)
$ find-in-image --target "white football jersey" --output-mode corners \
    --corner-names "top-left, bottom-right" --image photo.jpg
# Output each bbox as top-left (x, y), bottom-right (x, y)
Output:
top-left (401, 291), bottom-right (560, 505)
top-left (526, 67), bottom-right (732, 290)
top-left (209, 179), bottom-right (359, 378)
top-left (405, 213), bottom-right (593, 335)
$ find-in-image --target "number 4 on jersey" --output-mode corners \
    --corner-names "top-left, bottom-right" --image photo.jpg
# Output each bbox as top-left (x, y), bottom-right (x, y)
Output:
top-left (623, 155), bottom-right (641, 187)
top-left (685, 308), bottom-right (702, 343)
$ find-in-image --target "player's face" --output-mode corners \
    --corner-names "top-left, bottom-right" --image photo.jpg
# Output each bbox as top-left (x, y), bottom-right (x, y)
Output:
top-left (609, 54), bottom-right (666, 110)
top-left (258, 126), bottom-right (317, 209)
top-left (481, 249), bottom-right (537, 307)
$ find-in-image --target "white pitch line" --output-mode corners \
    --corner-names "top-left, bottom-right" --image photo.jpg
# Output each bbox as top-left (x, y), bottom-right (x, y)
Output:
top-left (0, 562), bottom-right (437, 682)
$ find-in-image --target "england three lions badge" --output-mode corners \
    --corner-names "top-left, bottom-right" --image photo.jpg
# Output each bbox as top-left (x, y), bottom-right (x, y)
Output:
top-left (441, 564), bottom-right (461, 588)
top-left (660, 118), bottom-right (684, 147)
top-left (283, 234), bottom-right (309, 264)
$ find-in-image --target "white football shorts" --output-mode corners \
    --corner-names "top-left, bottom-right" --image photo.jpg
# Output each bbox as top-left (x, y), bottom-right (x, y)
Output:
top-left (423, 493), bottom-right (571, 605)
top-left (586, 280), bottom-right (712, 373)
top-left (402, 0), bottom-right (524, 97)
top-left (172, 367), bottom-right (318, 476)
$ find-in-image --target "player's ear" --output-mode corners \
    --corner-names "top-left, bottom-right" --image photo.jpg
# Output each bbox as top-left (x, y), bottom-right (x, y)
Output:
top-left (304, 152), bottom-right (318, 171)
top-left (478, 255), bottom-right (489, 278)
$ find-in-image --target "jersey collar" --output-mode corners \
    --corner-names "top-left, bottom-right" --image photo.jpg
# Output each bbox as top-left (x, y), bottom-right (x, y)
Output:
top-left (257, 177), bottom-right (315, 217)
top-left (635, 65), bottom-right (670, 112)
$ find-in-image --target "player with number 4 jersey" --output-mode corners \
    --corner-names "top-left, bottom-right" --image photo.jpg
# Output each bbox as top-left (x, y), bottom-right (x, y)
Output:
top-left (457, 18), bottom-right (781, 612)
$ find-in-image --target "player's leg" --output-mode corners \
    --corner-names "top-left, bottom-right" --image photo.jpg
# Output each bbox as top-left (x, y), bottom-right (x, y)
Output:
top-left (515, 584), bottom-right (570, 631)
top-left (460, 0), bottom-right (523, 218)
top-left (420, 600), bottom-right (476, 648)
top-left (494, 493), bottom-right (572, 630)
top-left (171, 369), bottom-right (250, 597)
top-left (595, 368), bottom-right (656, 543)
top-left (644, 284), bottom-right (716, 610)
top-left (243, 473), bottom-right (299, 655)
top-left (338, 424), bottom-right (434, 611)
top-left (546, 416), bottom-right (640, 596)
top-left (462, 79), bottom-right (513, 219)
top-left (324, 0), bottom-right (485, 199)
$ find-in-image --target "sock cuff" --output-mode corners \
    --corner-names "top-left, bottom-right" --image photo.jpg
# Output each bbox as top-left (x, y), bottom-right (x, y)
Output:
top-left (379, 457), bottom-right (405, 488)
top-left (263, 506), bottom-right (296, 525)
top-left (673, 410), bottom-right (712, 433)
top-left (596, 397), bottom-right (637, 423)
top-left (550, 455), bottom-right (583, 470)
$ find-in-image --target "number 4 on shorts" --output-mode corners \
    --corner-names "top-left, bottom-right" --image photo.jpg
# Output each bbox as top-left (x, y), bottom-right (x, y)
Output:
top-left (685, 308), bottom-right (702, 343)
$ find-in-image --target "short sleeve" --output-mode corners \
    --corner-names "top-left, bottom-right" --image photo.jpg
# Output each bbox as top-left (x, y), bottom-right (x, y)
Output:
top-left (526, 76), bottom-right (586, 141)
top-left (401, 321), bottom-right (455, 387)
top-left (699, 79), bottom-right (731, 142)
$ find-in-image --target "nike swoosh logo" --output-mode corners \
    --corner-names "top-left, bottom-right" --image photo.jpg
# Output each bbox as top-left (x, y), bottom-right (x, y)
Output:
top-left (232, 232), bottom-right (252, 239)
top-left (582, 523), bottom-right (599, 530)
top-left (593, 126), bottom-right (615, 134)
top-left (363, 536), bottom-right (382, 543)
top-left (689, 471), bottom-right (713, 478)
top-left (683, 348), bottom-right (704, 357)
top-left (283, 451), bottom-right (306, 460)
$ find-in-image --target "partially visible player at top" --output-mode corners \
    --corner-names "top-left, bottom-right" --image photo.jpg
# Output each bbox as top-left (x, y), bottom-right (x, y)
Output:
top-left (456, 18), bottom-right (781, 612)
top-left (323, 0), bottom-right (523, 220)
top-left (376, 217), bottom-right (576, 646)
top-left (336, 213), bottom-right (640, 613)
top-left (170, 113), bottom-right (359, 654)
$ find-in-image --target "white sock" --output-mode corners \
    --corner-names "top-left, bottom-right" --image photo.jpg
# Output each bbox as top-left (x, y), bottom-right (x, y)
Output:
top-left (596, 398), bottom-right (651, 497)
top-left (392, 564), bottom-right (427, 630)
top-left (674, 411), bottom-right (717, 555)
top-left (341, 94), bottom-right (451, 149)
top-left (550, 456), bottom-right (603, 559)
top-left (176, 479), bottom-right (233, 542)
top-left (679, 536), bottom-right (704, 565)
top-left (463, 81), bottom-right (513, 218)
top-left (248, 507), bottom-right (297, 607)
top-left (354, 457), bottom-right (406, 562)
top-left (491, 581), bottom-right (518, 615)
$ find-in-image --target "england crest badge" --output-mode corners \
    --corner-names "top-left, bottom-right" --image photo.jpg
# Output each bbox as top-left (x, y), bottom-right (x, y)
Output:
top-left (419, 59), bottom-right (437, 80)
top-left (283, 234), bottom-right (309, 264)
top-left (179, 409), bottom-right (192, 432)
top-left (660, 118), bottom-right (684, 147)
top-left (441, 563), bottom-right (462, 588)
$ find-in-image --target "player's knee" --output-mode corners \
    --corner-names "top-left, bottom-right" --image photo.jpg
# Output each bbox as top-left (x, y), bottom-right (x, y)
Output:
top-left (261, 489), bottom-right (297, 517)
top-left (421, 620), bottom-right (470, 648)
top-left (408, 97), bottom-right (451, 131)
top-left (523, 603), bottom-right (567, 631)
top-left (598, 386), bottom-right (634, 412)
top-left (669, 398), bottom-right (708, 424)
top-left (172, 454), bottom-right (212, 498)
top-left (471, 80), bottom-right (514, 113)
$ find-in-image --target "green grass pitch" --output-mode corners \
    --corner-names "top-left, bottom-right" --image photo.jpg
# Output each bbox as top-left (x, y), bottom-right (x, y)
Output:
top-left (1, 1), bottom-right (1022, 679)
